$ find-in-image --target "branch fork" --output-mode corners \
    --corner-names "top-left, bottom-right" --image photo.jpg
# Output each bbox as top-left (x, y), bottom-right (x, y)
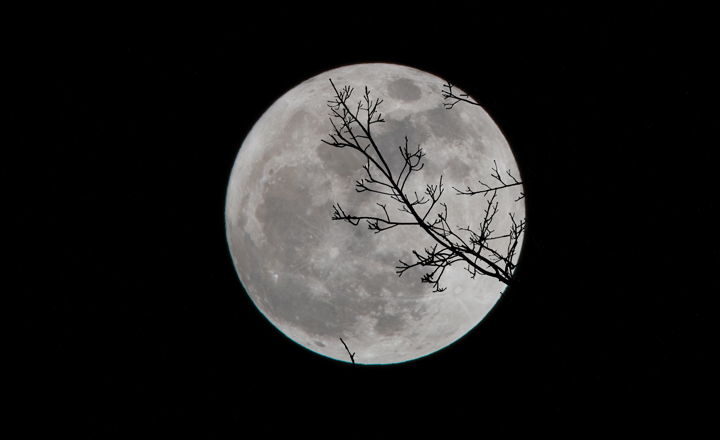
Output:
top-left (323, 79), bottom-right (525, 292)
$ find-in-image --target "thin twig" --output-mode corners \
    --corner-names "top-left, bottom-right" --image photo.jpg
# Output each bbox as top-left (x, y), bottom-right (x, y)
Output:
top-left (340, 338), bottom-right (355, 365)
top-left (441, 82), bottom-right (479, 109)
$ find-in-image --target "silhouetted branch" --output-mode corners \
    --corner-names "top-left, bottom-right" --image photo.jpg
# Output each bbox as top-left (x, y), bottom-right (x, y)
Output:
top-left (452, 160), bottom-right (526, 202)
top-left (340, 338), bottom-right (355, 365)
top-left (441, 82), bottom-right (479, 109)
top-left (323, 79), bottom-right (526, 292)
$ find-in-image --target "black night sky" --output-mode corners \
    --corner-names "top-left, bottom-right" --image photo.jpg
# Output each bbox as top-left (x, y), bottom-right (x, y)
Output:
top-left (10, 4), bottom-right (715, 436)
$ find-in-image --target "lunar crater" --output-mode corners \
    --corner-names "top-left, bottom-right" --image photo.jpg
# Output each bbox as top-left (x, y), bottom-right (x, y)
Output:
top-left (388, 78), bottom-right (422, 102)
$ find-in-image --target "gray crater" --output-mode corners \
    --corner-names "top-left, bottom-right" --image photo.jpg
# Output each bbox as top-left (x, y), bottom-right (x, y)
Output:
top-left (388, 78), bottom-right (422, 102)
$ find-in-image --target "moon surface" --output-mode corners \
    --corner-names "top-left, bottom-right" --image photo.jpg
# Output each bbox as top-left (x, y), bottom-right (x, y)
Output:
top-left (225, 64), bottom-right (524, 364)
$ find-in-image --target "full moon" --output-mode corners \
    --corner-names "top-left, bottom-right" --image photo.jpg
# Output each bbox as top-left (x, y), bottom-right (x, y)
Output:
top-left (225, 64), bottom-right (524, 364)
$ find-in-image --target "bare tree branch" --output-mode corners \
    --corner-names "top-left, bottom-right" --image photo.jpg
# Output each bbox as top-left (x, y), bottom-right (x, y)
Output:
top-left (323, 79), bottom-right (525, 292)
top-left (452, 160), bottom-right (526, 202)
top-left (340, 338), bottom-right (355, 365)
top-left (441, 82), bottom-right (479, 109)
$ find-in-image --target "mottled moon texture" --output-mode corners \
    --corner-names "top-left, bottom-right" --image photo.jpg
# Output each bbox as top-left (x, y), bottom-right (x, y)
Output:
top-left (226, 64), bottom-right (524, 364)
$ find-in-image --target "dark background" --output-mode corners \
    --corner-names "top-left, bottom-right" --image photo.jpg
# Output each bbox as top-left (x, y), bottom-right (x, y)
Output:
top-left (10, 4), bottom-right (715, 436)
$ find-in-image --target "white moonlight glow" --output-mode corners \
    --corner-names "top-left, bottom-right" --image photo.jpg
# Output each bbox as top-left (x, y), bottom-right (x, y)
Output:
top-left (225, 64), bottom-right (524, 364)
